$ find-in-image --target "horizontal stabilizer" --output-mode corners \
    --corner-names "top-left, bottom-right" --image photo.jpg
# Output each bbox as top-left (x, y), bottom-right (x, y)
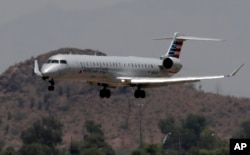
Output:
top-left (175, 36), bottom-right (223, 41)
top-left (153, 35), bottom-right (223, 41)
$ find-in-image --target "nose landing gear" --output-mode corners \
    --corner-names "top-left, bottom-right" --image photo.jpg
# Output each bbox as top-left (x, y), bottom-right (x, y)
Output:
top-left (42, 76), bottom-right (55, 91)
top-left (48, 79), bottom-right (55, 91)
top-left (48, 85), bottom-right (55, 91)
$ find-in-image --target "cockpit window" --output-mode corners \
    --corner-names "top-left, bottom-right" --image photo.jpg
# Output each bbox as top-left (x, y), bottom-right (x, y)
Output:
top-left (46, 59), bottom-right (66, 64)
top-left (60, 60), bottom-right (67, 64)
top-left (51, 60), bottom-right (59, 63)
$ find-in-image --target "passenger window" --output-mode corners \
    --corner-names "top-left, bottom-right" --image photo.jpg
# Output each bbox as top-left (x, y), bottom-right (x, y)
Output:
top-left (60, 60), bottom-right (67, 64)
top-left (51, 60), bottom-right (59, 63)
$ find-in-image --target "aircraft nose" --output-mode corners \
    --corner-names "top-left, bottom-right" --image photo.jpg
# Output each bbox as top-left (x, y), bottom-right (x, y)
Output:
top-left (41, 64), bottom-right (58, 76)
top-left (41, 67), bottom-right (49, 75)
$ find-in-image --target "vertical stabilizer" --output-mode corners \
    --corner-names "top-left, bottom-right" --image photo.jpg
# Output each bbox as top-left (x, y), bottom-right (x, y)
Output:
top-left (166, 32), bottom-right (185, 58)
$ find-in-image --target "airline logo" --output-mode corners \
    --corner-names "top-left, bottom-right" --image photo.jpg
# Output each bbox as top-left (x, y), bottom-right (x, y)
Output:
top-left (168, 41), bottom-right (183, 58)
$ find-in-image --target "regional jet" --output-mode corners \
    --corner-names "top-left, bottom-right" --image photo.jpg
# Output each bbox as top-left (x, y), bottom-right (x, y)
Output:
top-left (34, 32), bottom-right (243, 98)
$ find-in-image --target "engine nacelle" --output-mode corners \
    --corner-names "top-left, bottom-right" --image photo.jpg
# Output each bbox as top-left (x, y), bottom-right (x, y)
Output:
top-left (162, 57), bottom-right (182, 73)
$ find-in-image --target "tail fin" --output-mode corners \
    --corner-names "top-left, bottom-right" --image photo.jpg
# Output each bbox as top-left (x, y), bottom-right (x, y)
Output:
top-left (154, 32), bottom-right (223, 59)
top-left (167, 32), bottom-right (184, 58)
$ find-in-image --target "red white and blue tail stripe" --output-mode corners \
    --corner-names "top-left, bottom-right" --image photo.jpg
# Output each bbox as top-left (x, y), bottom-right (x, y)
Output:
top-left (167, 40), bottom-right (184, 58)
top-left (165, 32), bottom-right (185, 59)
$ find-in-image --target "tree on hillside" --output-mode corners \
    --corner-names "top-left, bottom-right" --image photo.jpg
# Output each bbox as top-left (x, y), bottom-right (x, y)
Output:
top-left (20, 116), bottom-right (63, 148)
top-left (158, 117), bottom-right (176, 134)
top-left (82, 120), bottom-right (114, 155)
top-left (158, 114), bottom-right (230, 155)
top-left (233, 120), bottom-right (250, 138)
top-left (181, 114), bottom-right (206, 150)
top-left (69, 141), bottom-right (82, 155)
top-left (18, 143), bottom-right (53, 155)
top-left (0, 147), bottom-right (17, 155)
top-left (158, 116), bottom-right (180, 151)
top-left (182, 114), bottom-right (206, 137)
top-left (131, 143), bottom-right (166, 155)
top-left (188, 128), bottom-right (229, 155)
top-left (158, 114), bottom-right (207, 153)
top-left (69, 120), bottom-right (115, 155)
top-left (85, 120), bottom-right (104, 135)
top-left (197, 128), bottom-right (221, 149)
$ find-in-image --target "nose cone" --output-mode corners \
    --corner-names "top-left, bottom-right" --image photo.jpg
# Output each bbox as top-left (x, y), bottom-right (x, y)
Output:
top-left (41, 64), bottom-right (58, 76)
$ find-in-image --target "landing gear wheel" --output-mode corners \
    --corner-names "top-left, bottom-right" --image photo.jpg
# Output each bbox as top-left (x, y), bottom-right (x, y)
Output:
top-left (134, 90), bottom-right (140, 98)
top-left (134, 89), bottom-right (146, 98)
top-left (140, 90), bottom-right (145, 98)
top-left (99, 89), bottom-right (111, 98)
top-left (106, 89), bottom-right (111, 98)
top-left (48, 85), bottom-right (55, 91)
top-left (100, 89), bottom-right (105, 98)
top-left (45, 78), bottom-right (55, 91)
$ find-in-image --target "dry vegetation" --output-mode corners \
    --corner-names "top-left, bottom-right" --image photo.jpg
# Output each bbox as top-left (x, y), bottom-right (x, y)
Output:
top-left (0, 48), bottom-right (249, 152)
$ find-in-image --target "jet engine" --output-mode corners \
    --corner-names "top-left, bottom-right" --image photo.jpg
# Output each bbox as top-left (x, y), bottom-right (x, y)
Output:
top-left (162, 57), bottom-right (182, 73)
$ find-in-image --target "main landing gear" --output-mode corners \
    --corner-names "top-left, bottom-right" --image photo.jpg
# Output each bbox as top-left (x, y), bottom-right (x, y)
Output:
top-left (99, 87), bottom-right (111, 98)
top-left (98, 86), bottom-right (146, 99)
top-left (134, 88), bottom-right (145, 98)
top-left (42, 76), bottom-right (55, 91)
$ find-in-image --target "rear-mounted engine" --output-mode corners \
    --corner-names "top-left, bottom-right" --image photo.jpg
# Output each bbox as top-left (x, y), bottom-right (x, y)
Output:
top-left (162, 57), bottom-right (182, 73)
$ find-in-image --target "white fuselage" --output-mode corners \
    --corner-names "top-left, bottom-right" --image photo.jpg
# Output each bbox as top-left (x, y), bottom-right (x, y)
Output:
top-left (34, 33), bottom-right (241, 98)
top-left (41, 54), bottom-right (177, 87)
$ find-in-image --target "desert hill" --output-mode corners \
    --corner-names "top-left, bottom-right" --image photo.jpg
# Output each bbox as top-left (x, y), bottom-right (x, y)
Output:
top-left (0, 48), bottom-right (249, 152)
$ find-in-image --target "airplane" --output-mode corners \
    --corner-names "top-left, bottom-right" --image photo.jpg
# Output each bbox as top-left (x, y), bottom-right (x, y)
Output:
top-left (34, 32), bottom-right (244, 98)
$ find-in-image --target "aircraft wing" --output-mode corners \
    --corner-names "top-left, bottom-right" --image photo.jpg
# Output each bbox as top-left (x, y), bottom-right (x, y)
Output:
top-left (117, 64), bottom-right (244, 86)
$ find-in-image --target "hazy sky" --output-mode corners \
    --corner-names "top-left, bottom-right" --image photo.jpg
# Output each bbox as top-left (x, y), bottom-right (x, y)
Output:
top-left (0, 0), bottom-right (249, 97)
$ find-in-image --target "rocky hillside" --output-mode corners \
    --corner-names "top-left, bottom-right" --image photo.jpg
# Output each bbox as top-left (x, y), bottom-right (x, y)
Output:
top-left (0, 48), bottom-right (249, 152)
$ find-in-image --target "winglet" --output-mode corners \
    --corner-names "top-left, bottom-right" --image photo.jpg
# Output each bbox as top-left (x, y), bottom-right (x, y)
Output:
top-left (226, 64), bottom-right (244, 77)
top-left (34, 60), bottom-right (42, 76)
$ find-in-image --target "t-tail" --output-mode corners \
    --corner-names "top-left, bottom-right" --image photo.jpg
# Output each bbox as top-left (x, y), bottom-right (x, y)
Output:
top-left (167, 32), bottom-right (184, 58)
top-left (154, 32), bottom-right (223, 59)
